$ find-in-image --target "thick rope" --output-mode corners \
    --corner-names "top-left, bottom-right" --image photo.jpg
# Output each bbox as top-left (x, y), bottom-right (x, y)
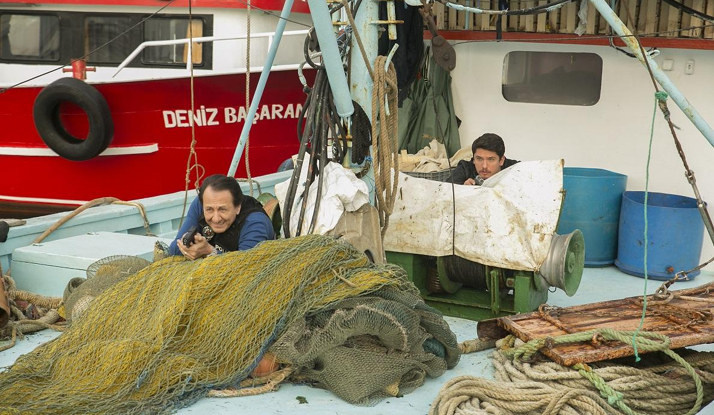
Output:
top-left (371, 56), bottom-right (399, 237)
top-left (6, 289), bottom-right (62, 309)
top-left (179, 0), bottom-right (206, 228)
top-left (207, 366), bottom-right (294, 397)
top-left (433, 332), bottom-right (709, 415)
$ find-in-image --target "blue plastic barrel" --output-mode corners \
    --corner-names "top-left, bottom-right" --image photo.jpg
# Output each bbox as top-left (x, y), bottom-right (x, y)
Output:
top-left (557, 167), bottom-right (627, 267)
top-left (615, 191), bottom-right (704, 280)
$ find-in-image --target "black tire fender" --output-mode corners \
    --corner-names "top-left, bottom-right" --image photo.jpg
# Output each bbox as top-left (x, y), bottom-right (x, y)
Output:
top-left (32, 77), bottom-right (114, 161)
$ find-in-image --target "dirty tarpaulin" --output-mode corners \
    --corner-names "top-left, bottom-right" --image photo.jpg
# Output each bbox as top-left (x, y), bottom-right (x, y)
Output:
top-left (383, 160), bottom-right (564, 271)
top-left (398, 52), bottom-right (461, 159)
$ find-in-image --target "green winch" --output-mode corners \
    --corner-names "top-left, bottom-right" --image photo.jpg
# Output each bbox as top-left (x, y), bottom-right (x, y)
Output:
top-left (386, 230), bottom-right (585, 321)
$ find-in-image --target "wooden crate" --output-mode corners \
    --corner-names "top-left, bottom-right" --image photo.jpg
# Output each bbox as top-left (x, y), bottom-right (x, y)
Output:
top-left (498, 282), bottom-right (714, 366)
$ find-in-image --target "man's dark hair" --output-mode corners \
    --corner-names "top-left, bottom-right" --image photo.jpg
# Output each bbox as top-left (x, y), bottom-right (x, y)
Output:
top-left (471, 133), bottom-right (505, 158)
top-left (199, 175), bottom-right (244, 207)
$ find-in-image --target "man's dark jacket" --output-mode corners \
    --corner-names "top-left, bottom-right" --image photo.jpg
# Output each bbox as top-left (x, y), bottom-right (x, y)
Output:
top-left (451, 158), bottom-right (520, 185)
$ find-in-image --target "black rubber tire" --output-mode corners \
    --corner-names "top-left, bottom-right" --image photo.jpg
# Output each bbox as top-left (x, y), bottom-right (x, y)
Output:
top-left (32, 77), bottom-right (114, 161)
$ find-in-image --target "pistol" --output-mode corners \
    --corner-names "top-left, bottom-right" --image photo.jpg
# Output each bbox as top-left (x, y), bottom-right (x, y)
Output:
top-left (181, 226), bottom-right (201, 247)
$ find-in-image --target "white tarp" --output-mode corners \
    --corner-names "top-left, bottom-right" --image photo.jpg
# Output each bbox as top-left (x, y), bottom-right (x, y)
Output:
top-left (275, 159), bottom-right (370, 236)
top-left (383, 160), bottom-right (564, 271)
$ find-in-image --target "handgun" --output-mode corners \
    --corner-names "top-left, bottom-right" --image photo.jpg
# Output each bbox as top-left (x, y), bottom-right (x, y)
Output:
top-left (181, 226), bottom-right (201, 247)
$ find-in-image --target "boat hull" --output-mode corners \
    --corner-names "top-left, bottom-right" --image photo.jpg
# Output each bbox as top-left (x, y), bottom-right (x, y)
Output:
top-left (0, 70), bottom-right (314, 212)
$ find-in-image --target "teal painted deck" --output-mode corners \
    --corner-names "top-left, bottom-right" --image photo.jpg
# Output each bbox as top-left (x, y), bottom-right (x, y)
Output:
top-left (3, 266), bottom-right (713, 414)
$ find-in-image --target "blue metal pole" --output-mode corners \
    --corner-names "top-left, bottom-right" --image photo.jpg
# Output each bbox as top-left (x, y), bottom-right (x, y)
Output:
top-left (589, 0), bottom-right (714, 147)
top-left (307, 0), bottom-right (354, 117)
top-left (227, 0), bottom-right (297, 177)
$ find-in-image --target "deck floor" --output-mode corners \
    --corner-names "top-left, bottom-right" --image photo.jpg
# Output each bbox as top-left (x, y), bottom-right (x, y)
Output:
top-left (2, 266), bottom-right (714, 414)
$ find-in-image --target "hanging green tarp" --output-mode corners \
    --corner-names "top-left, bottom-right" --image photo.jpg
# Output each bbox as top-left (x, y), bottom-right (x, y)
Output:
top-left (398, 51), bottom-right (461, 158)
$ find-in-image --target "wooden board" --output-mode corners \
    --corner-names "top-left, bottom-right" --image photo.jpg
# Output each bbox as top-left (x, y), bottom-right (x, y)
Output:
top-left (509, 0), bottom-right (520, 31)
top-left (537, 0), bottom-right (547, 32)
top-left (687, 0), bottom-right (705, 38)
top-left (587, 0), bottom-right (598, 34)
top-left (433, 1), bottom-right (446, 30)
top-left (448, 0), bottom-right (459, 30)
top-left (707, 0), bottom-right (714, 38)
top-left (498, 282), bottom-right (714, 366)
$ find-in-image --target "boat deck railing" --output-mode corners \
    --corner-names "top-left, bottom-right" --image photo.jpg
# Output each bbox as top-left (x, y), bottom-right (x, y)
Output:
top-left (113, 30), bottom-right (310, 78)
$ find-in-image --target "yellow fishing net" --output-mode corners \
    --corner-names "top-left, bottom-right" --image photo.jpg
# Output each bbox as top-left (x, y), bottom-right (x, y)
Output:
top-left (0, 234), bottom-right (420, 415)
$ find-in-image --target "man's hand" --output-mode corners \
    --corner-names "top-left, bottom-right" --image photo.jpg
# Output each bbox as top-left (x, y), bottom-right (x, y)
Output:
top-left (464, 178), bottom-right (476, 185)
top-left (177, 234), bottom-right (213, 260)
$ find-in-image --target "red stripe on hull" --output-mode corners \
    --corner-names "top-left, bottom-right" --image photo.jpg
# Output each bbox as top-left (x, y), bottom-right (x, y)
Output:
top-left (2, 1), bottom-right (311, 14)
top-left (0, 70), bottom-right (315, 206)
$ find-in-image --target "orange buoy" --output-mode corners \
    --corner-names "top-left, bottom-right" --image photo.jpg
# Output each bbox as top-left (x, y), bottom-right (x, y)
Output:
top-left (251, 352), bottom-right (279, 377)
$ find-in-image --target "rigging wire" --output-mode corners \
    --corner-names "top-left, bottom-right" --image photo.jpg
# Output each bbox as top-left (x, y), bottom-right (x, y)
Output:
top-left (0, 0), bottom-right (179, 94)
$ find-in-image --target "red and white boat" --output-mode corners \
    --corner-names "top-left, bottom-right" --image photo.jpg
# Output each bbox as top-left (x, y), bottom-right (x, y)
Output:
top-left (0, 0), bottom-right (314, 217)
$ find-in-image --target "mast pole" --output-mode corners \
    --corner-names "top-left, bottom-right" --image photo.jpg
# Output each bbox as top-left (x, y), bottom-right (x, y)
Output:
top-left (227, 0), bottom-right (298, 177)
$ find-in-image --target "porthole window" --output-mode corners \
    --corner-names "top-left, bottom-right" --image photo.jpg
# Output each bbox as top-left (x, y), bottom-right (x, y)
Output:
top-left (502, 51), bottom-right (602, 106)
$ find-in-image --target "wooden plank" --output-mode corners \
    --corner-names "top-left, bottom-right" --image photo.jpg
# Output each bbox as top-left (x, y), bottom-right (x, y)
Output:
top-left (549, 3), bottom-right (559, 32)
top-left (623, 0), bottom-right (638, 30)
top-left (498, 282), bottom-right (714, 366)
top-left (646, 0), bottom-right (659, 35)
top-left (525, 2), bottom-right (535, 32)
top-left (707, 0), bottom-right (714, 38)
top-left (537, 0), bottom-right (547, 32)
top-left (509, 0), bottom-right (520, 31)
top-left (587, 0), bottom-right (598, 34)
top-left (449, 0), bottom-right (458, 30)
top-left (637, 0), bottom-right (649, 33)
top-left (667, 0), bottom-right (681, 37)
top-left (568, 1), bottom-right (577, 32)
top-left (658, 0), bottom-right (670, 35)
top-left (479, 0), bottom-right (498, 30)
top-left (681, 0), bottom-right (694, 36)
top-left (433, 1), bottom-right (446, 30)
top-left (687, 0), bottom-right (705, 37)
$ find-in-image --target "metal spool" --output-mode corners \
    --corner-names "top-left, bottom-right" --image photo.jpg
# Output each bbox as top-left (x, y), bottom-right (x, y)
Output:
top-left (537, 230), bottom-right (585, 296)
top-left (426, 266), bottom-right (445, 294)
top-left (438, 256), bottom-right (488, 292)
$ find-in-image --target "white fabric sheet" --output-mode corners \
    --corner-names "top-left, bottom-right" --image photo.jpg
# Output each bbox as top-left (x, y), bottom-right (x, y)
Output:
top-left (383, 160), bottom-right (564, 271)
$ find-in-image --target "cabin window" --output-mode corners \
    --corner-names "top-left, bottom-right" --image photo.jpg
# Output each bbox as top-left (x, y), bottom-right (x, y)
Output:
top-left (85, 16), bottom-right (134, 64)
top-left (502, 52), bottom-right (602, 106)
top-left (142, 18), bottom-right (204, 65)
top-left (0, 14), bottom-right (60, 61)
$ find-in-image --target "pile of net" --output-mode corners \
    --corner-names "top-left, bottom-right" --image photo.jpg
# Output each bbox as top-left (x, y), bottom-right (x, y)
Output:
top-left (0, 234), bottom-right (459, 414)
top-left (430, 336), bottom-right (714, 415)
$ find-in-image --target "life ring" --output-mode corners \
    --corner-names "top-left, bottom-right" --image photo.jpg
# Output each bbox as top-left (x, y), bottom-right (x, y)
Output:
top-left (32, 77), bottom-right (114, 161)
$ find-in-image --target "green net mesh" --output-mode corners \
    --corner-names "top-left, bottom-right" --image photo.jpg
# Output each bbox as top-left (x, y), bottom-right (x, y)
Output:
top-left (0, 234), bottom-right (458, 414)
top-left (64, 255), bottom-right (151, 322)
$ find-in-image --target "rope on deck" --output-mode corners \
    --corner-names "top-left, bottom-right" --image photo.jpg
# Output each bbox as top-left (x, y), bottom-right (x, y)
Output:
top-left (432, 333), bottom-right (714, 415)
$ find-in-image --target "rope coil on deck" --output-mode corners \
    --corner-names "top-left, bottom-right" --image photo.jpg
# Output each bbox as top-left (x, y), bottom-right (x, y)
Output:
top-left (433, 333), bottom-right (714, 415)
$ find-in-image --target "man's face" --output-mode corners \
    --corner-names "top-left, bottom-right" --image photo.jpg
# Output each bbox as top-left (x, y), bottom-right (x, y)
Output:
top-left (473, 148), bottom-right (505, 180)
top-left (202, 187), bottom-right (240, 233)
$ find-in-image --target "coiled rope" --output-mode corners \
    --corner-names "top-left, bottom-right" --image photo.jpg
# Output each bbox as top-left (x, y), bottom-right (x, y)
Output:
top-left (371, 56), bottom-right (399, 237)
top-left (433, 331), bottom-right (712, 415)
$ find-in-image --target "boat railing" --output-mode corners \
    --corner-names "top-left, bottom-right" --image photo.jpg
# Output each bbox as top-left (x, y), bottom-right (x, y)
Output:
top-left (113, 30), bottom-right (310, 78)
